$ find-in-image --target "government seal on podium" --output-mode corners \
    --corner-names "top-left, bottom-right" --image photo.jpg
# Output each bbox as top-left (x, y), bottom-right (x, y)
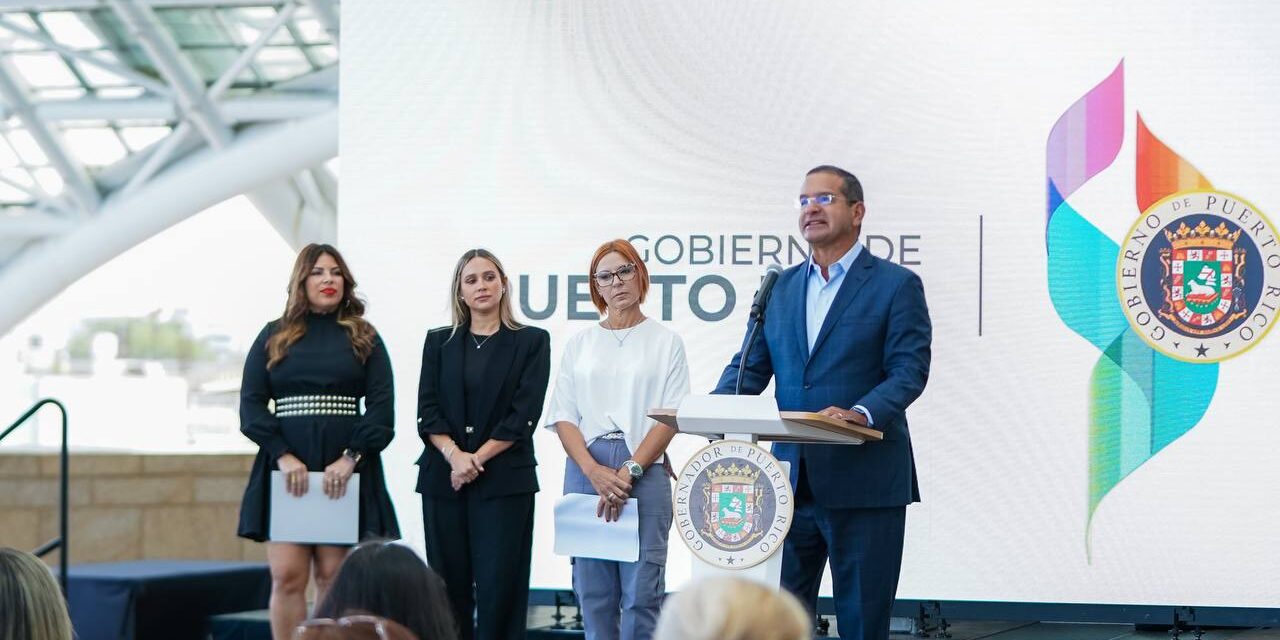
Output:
top-left (673, 440), bottom-right (793, 569)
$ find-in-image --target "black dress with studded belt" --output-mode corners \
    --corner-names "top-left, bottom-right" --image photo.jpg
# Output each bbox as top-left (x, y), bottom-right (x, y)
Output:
top-left (236, 311), bottom-right (400, 543)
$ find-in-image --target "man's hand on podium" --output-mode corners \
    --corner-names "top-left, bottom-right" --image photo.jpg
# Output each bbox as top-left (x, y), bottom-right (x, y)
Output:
top-left (817, 406), bottom-right (868, 426)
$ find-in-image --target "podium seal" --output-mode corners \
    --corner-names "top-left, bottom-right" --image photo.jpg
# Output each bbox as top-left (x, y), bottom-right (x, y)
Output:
top-left (673, 440), bottom-right (793, 569)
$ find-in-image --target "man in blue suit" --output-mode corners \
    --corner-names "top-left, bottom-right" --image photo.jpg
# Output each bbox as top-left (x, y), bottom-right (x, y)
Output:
top-left (714, 165), bottom-right (931, 640)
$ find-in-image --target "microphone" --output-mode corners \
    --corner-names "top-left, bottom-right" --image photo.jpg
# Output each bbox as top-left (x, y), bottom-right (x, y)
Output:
top-left (737, 263), bottom-right (785, 395)
top-left (749, 263), bottom-right (785, 321)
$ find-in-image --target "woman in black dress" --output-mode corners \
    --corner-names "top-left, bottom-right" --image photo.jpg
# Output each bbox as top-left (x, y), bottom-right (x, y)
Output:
top-left (417, 249), bottom-right (550, 640)
top-left (237, 243), bottom-right (400, 640)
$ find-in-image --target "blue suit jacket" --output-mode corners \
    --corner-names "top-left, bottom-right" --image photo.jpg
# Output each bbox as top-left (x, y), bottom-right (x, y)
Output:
top-left (714, 249), bottom-right (931, 509)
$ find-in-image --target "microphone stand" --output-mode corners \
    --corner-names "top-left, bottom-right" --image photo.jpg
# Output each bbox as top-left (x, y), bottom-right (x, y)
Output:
top-left (735, 305), bottom-right (766, 396)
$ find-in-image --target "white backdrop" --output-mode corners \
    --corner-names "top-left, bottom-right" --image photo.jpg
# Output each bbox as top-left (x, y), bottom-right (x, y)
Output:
top-left (341, 1), bottom-right (1280, 607)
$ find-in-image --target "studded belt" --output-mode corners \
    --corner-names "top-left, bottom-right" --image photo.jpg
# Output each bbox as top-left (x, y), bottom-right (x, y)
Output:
top-left (273, 394), bottom-right (360, 418)
top-left (598, 431), bottom-right (626, 440)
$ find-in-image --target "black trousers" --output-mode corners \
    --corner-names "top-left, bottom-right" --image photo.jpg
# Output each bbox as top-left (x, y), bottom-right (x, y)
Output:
top-left (422, 492), bottom-right (535, 640)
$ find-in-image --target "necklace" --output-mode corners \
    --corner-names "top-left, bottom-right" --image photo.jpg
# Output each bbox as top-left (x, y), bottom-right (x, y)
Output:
top-left (470, 331), bottom-right (495, 350)
top-left (604, 317), bottom-right (642, 348)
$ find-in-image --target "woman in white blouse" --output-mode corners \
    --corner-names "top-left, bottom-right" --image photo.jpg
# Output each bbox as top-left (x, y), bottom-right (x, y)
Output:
top-left (546, 238), bottom-right (690, 640)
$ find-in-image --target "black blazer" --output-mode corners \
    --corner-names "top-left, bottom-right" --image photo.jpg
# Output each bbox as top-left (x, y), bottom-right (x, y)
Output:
top-left (415, 324), bottom-right (551, 499)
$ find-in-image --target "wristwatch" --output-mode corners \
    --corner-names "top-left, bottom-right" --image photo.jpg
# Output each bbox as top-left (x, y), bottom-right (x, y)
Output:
top-left (622, 460), bottom-right (644, 480)
top-left (342, 448), bottom-right (363, 465)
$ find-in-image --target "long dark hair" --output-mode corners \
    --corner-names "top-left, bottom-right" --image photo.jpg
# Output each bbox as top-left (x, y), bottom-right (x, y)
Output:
top-left (266, 243), bottom-right (377, 369)
top-left (314, 541), bottom-right (457, 640)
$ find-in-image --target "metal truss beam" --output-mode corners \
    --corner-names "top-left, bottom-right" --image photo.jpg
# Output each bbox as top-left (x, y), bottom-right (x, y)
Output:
top-left (107, 0), bottom-right (232, 148)
top-left (12, 93), bottom-right (334, 122)
top-left (0, 59), bottom-right (100, 213)
top-left (302, 0), bottom-right (338, 44)
top-left (0, 108), bottom-right (337, 333)
top-left (276, 66), bottom-right (335, 92)
top-left (0, 16), bottom-right (171, 97)
top-left (92, 123), bottom-right (203, 190)
top-left (0, 209), bottom-right (74, 237)
top-left (117, 0), bottom-right (303, 195)
top-left (108, 0), bottom-right (332, 247)
top-left (0, 1), bottom-right (288, 11)
top-left (210, 0), bottom-right (299, 96)
top-left (0, 0), bottom-right (341, 329)
top-left (245, 166), bottom-right (336, 250)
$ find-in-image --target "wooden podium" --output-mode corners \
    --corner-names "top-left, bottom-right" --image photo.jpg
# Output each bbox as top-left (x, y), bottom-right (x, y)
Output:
top-left (649, 394), bottom-right (882, 586)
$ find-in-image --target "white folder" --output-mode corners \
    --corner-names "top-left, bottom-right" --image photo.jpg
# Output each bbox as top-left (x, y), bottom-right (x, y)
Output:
top-left (553, 493), bottom-right (640, 562)
top-left (269, 471), bottom-right (360, 545)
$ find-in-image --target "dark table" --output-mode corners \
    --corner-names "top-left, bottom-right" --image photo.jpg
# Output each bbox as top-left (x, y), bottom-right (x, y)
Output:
top-left (68, 560), bottom-right (270, 640)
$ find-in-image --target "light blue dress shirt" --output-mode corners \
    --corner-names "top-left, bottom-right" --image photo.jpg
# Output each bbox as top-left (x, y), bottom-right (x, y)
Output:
top-left (805, 241), bottom-right (874, 425)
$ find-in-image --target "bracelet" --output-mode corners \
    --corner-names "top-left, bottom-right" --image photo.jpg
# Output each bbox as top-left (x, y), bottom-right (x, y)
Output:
top-left (444, 445), bottom-right (456, 462)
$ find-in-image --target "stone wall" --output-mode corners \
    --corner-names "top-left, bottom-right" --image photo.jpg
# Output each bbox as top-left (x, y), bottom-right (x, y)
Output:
top-left (0, 453), bottom-right (266, 564)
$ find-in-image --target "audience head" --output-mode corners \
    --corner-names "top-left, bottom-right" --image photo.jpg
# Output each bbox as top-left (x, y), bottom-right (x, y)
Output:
top-left (294, 614), bottom-right (419, 640)
top-left (314, 541), bottom-right (456, 640)
top-left (654, 576), bottom-right (811, 640)
top-left (0, 547), bottom-right (73, 640)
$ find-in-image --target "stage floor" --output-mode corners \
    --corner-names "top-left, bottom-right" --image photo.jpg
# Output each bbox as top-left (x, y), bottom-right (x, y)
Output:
top-left (853, 621), bottom-right (1280, 639)
top-left (211, 608), bottom-right (1280, 639)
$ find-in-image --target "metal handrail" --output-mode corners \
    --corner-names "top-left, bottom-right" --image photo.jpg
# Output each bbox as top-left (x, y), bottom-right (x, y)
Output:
top-left (1, 398), bottom-right (68, 596)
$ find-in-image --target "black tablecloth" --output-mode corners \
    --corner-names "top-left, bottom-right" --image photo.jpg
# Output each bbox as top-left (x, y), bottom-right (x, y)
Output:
top-left (68, 560), bottom-right (270, 640)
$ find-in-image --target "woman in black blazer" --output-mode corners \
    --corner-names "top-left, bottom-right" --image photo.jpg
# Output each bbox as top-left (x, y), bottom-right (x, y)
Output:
top-left (417, 248), bottom-right (551, 640)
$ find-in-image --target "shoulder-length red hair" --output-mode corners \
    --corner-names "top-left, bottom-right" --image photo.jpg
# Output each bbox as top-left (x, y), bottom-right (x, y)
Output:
top-left (266, 244), bottom-right (378, 369)
top-left (588, 239), bottom-right (650, 315)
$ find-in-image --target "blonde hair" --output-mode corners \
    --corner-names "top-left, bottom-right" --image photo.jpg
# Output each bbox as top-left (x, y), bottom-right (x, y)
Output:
top-left (0, 547), bottom-right (73, 640)
top-left (447, 249), bottom-right (524, 339)
top-left (654, 577), bottom-right (810, 640)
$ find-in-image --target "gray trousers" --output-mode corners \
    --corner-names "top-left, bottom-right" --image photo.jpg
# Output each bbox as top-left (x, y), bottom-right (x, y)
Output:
top-left (563, 438), bottom-right (672, 640)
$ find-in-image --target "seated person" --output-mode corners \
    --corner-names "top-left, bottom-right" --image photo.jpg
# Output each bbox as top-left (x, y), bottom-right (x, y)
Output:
top-left (0, 547), bottom-right (73, 640)
top-left (313, 540), bottom-right (456, 640)
top-left (655, 576), bottom-right (810, 640)
top-left (294, 614), bottom-right (418, 640)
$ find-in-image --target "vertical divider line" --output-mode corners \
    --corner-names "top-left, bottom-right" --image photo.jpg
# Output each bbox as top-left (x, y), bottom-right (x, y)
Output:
top-left (979, 215), bottom-right (984, 336)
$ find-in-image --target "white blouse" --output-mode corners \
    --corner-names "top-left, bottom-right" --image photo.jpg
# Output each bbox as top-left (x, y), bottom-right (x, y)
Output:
top-left (544, 318), bottom-right (691, 460)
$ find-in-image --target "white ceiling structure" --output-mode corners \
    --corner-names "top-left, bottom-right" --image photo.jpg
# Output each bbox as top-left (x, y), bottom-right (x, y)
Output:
top-left (0, 0), bottom-right (339, 333)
